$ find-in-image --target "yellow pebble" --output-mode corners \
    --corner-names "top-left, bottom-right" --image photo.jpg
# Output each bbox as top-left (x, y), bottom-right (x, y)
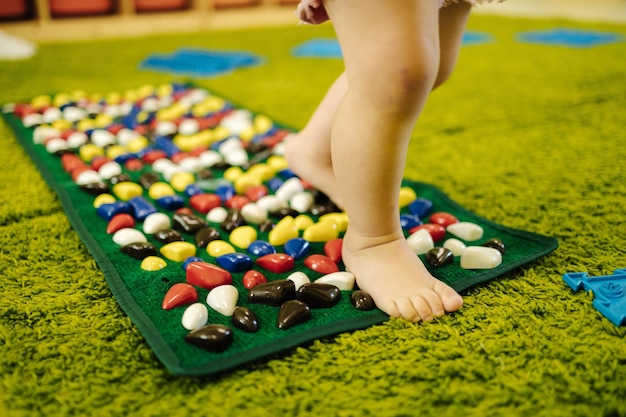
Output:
top-left (141, 256), bottom-right (167, 271)
top-left (254, 115), bottom-right (273, 134)
top-left (106, 145), bottom-right (128, 160)
top-left (112, 181), bottom-right (143, 201)
top-left (207, 240), bottom-right (236, 257)
top-left (234, 174), bottom-right (261, 195)
top-left (303, 221), bottom-right (339, 243)
top-left (212, 126), bottom-right (230, 142)
top-left (156, 83), bottom-right (173, 98)
top-left (53, 93), bottom-right (72, 108)
top-left (31, 94), bottom-right (52, 110)
top-left (229, 226), bottom-right (258, 250)
top-left (105, 91), bottom-right (122, 105)
top-left (93, 193), bottom-right (116, 208)
top-left (79, 143), bottom-right (104, 162)
top-left (269, 216), bottom-right (299, 246)
top-left (239, 125), bottom-right (256, 142)
top-left (246, 163), bottom-right (275, 182)
top-left (399, 187), bottom-right (418, 209)
top-left (148, 182), bottom-right (176, 199)
top-left (224, 166), bottom-right (244, 182)
top-left (138, 84), bottom-right (157, 98)
top-left (294, 214), bottom-right (314, 231)
top-left (266, 155), bottom-right (289, 172)
top-left (196, 130), bottom-right (215, 146)
top-left (160, 242), bottom-right (196, 262)
top-left (170, 172), bottom-right (196, 193)
top-left (319, 213), bottom-right (349, 233)
top-left (76, 118), bottom-right (96, 132)
top-left (94, 113), bottom-right (114, 128)
top-left (126, 136), bottom-right (150, 153)
top-left (52, 119), bottom-right (73, 132)
top-left (173, 134), bottom-right (207, 152)
top-left (203, 96), bottom-right (226, 113)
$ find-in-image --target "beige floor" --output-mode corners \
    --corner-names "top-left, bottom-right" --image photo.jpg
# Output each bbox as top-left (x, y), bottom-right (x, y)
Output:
top-left (0, 0), bottom-right (625, 43)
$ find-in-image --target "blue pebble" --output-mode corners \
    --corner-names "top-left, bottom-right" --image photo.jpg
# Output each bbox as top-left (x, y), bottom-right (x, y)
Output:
top-left (284, 238), bottom-right (311, 260)
top-left (408, 197), bottom-right (433, 218)
top-left (155, 195), bottom-right (186, 211)
top-left (154, 135), bottom-right (180, 157)
top-left (266, 177), bottom-right (284, 193)
top-left (184, 184), bottom-right (204, 198)
top-left (277, 168), bottom-right (298, 180)
top-left (215, 184), bottom-right (235, 202)
top-left (216, 253), bottom-right (253, 273)
top-left (96, 202), bottom-right (129, 221)
top-left (400, 214), bottom-right (422, 231)
top-left (247, 240), bottom-right (276, 257)
top-left (128, 197), bottom-right (158, 221)
top-left (183, 256), bottom-right (205, 270)
top-left (113, 153), bottom-right (138, 165)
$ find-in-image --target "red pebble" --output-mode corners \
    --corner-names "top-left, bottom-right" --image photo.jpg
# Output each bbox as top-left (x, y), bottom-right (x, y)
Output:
top-left (256, 253), bottom-right (295, 274)
top-left (162, 283), bottom-right (198, 310)
top-left (428, 212), bottom-right (459, 227)
top-left (409, 223), bottom-right (446, 242)
top-left (107, 124), bottom-right (125, 135)
top-left (70, 165), bottom-right (93, 181)
top-left (170, 152), bottom-right (191, 164)
top-left (125, 158), bottom-right (144, 171)
top-left (175, 207), bottom-right (194, 216)
top-left (142, 150), bottom-right (168, 164)
top-left (61, 153), bottom-right (86, 173)
top-left (106, 213), bottom-right (135, 234)
top-left (186, 262), bottom-right (233, 290)
top-left (242, 270), bottom-right (268, 290)
top-left (90, 156), bottom-right (112, 171)
top-left (226, 195), bottom-right (250, 210)
top-left (304, 254), bottom-right (339, 275)
top-left (189, 146), bottom-right (209, 157)
top-left (245, 185), bottom-right (268, 202)
top-left (189, 194), bottom-right (222, 214)
top-left (323, 238), bottom-right (343, 264)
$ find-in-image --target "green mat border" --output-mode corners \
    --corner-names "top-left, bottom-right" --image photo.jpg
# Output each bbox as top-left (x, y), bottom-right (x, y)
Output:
top-left (2, 101), bottom-right (558, 376)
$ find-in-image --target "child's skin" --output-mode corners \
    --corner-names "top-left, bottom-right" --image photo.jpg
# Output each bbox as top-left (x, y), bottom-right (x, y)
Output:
top-left (285, 0), bottom-right (472, 322)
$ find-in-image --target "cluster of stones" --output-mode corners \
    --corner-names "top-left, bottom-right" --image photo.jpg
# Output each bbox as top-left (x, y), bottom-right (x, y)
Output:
top-left (11, 82), bottom-right (505, 354)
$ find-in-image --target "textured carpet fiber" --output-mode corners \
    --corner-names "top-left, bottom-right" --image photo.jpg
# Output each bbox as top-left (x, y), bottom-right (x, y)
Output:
top-left (1, 15), bottom-right (625, 417)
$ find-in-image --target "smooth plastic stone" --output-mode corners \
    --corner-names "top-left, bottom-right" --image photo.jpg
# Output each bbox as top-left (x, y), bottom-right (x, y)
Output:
top-left (186, 261), bottom-right (233, 290)
top-left (460, 246), bottom-right (503, 270)
top-left (350, 290), bottom-right (376, 311)
top-left (294, 214), bottom-right (314, 231)
top-left (303, 221), bottom-right (339, 243)
top-left (156, 195), bottom-right (186, 211)
top-left (221, 209), bottom-right (247, 234)
top-left (184, 184), bottom-right (204, 198)
top-left (121, 241), bottom-right (158, 259)
top-left (206, 285), bottom-right (239, 316)
top-left (232, 306), bottom-right (259, 333)
top-left (316, 271), bottom-right (355, 291)
top-left (160, 241), bottom-right (197, 262)
top-left (229, 225), bottom-right (257, 250)
top-left (400, 214), bottom-right (422, 231)
top-left (248, 279), bottom-right (296, 307)
top-left (75, 170), bottom-right (102, 186)
top-left (234, 174), bottom-right (261, 196)
top-left (112, 228), bottom-right (147, 246)
top-left (408, 197), bottom-right (433, 218)
top-left (290, 191), bottom-right (314, 213)
top-left (407, 228), bottom-right (435, 255)
top-left (141, 255), bottom-right (167, 271)
top-left (112, 181), bottom-right (143, 201)
top-left (410, 223), bottom-right (446, 243)
top-left (482, 237), bottom-right (506, 255)
top-left (128, 196), bottom-right (158, 221)
top-left (138, 172), bottom-right (160, 190)
top-left (148, 182), bottom-right (176, 199)
top-left (259, 220), bottom-right (275, 233)
top-left (170, 172), bottom-right (196, 193)
top-left (247, 240), bottom-right (276, 257)
top-left (277, 300), bottom-right (311, 330)
top-left (241, 202), bottom-right (268, 225)
top-left (227, 195), bottom-right (251, 210)
top-left (183, 256), bottom-right (205, 271)
top-left (80, 182), bottom-right (110, 196)
top-left (257, 195), bottom-right (287, 213)
top-left (244, 184), bottom-right (268, 202)
top-left (304, 254), bottom-right (340, 275)
top-left (162, 283), bottom-right (198, 310)
top-left (106, 213), bottom-right (135, 234)
top-left (215, 184), bottom-right (236, 202)
top-left (256, 253), bottom-right (295, 274)
top-left (447, 222), bottom-right (484, 242)
top-left (319, 213), bottom-right (349, 233)
top-left (216, 253), bottom-right (253, 273)
top-left (275, 177), bottom-right (304, 203)
top-left (287, 271), bottom-right (311, 290)
top-left (143, 212), bottom-right (171, 234)
top-left (189, 193), bottom-right (222, 214)
top-left (398, 187), bottom-right (418, 208)
top-left (443, 238), bottom-right (467, 256)
top-left (173, 212), bottom-right (207, 234)
top-left (323, 238), bottom-right (343, 263)
top-left (426, 247), bottom-right (455, 268)
top-left (109, 173), bottom-right (133, 186)
top-left (207, 206), bottom-right (229, 224)
top-left (297, 283), bottom-right (341, 308)
top-left (185, 324), bottom-right (233, 352)
top-left (224, 166), bottom-right (244, 182)
top-left (93, 193), bottom-right (116, 208)
top-left (207, 240), bottom-right (236, 257)
top-left (311, 195), bottom-right (341, 217)
top-left (242, 270), bottom-right (268, 290)
top-left (284, 238), bottom-right (311, 260)
top-left (429, 212), bottom-right (459, 227)
top-left (98, 161), bottom-right (123, 180)
top-left (195, 227), bottom-right (221, 248)
top-left (154, 228), bottom-right (185, 244)
top-left (268, 216), bottom-right (299, 246)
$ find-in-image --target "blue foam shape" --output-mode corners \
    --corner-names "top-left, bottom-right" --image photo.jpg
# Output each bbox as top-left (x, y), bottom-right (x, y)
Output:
top-left (140, 48), bottom-right (263, 77)
top-left (563, 269), bottom-right (626, 326)
top-left (292, 32), bottom-right (493, 59)
top-left (518, 28), bottom-right (623, 48)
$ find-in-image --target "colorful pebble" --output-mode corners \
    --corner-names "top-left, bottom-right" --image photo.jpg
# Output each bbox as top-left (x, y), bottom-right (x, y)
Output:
top-left (181, 303), bottom-right (209, 331)
top-left (216, 253), bottom-right (253, 273)
top-left (112, 228), bottom-right (147, 246)
top-left (160, 241), bottom-right (196, 262)
top-left (304, 254), bottom-right (339, 275)
top-left (186, 261), bottom-right (233, 290)
top-left (242, 270), bottom-right (268, 290)
top-left (256, 253), bottom-right (295, 274)
top-left (286, 271), bottom-right (311, 290)
top-left (277, 300), bottom-right (311, 330)
top-left (268, 216), bottom-right (299, 246)
top-left (316, 271), bottom-right (355, 291)
top-left (207, 240), bottom-right (236, 257)
top-left (141, 256), bottom-right (167, 272)
top-left (460, 246), bottom-right (502, 269)
top-left (447, 222), bottom-right (484, 242)
top-left (162, 283), bottom-right (198, 310)
top-left (143, 212), bottom-right (171, 234)
top-left (106, 213), bottom-right (135, 234)
top-left (206, 285), bottom-right (239, 316)
top-left (229, 225), bottom-right (257, 250)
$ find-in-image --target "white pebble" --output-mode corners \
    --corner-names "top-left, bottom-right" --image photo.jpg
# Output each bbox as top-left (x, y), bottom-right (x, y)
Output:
top-left (257, 195), bottom-right (287, 212)
top-left (241, 202), bottom-right (268, 224)
top-left (199, 150), bottom-right (223, 167)
top-left (206, 285), bottom-right (239, 317)
top-left (98, 161), bottom-right (123, 180)
top-left (287, 272), bottom-right (310, 290)
top-left (143, 212), bottom-right (171, 234)
top-left (315, 271), bottom-right (356, 291)
top-left (290, 191), bottom-right (314, 213)
top-left (155, 120), bottom-right (178, 137)
top-left (151, 158), bottom-right (176, 174)
top-left (181, 303), bottom-right (208, 330)
top-left (460, 246), bottom-right (502, 269)
top-left (224, 148), bottom-right (249, 167)
top-left (447, 222), bottom-right (484, 242)
top-left (62, 106), bottom-right (87, 123)
top-left (178, 156), bottom-right (203, 173)
top-left (45, 138), bottom-right (68, 154)
top-left (23, 113), bottom-right (43, 128)
top-left (74, 170), bottom-right (102, 186)
top-left (406, 228), bottom-right (434, 255)
top-left (116, 128), bottom-right (140, 146)
top-left (32, 126), bottom-right (60, 144)
top-left (178, 118), bottom-right (200, 136)
top-left (91, 129), bottom-right (116, 148)
top-left (112, 228), bottom-right (147, 246)
top-left (443, 238), bottom-right (467, 256)
top-left (275, 177), bottom-right (304, 203)
top-left (66, 131), bottom-right (88, 148)
top-left (207, 206), bottom-right (229, 223)
top-left (42, 107), bottom-right (62, 124)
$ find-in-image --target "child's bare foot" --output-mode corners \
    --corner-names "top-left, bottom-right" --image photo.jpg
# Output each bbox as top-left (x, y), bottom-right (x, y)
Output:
top-left (283, 133), bottom-right (343, 209)
top-left (343, 229), bottom-right (463, 322)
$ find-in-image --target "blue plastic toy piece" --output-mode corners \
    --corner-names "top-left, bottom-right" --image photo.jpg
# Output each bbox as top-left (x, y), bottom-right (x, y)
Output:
top-left (563, 269), bottom-right (626, 326)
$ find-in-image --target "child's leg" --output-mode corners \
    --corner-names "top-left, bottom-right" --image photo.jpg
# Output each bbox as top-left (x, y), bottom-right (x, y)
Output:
top-left (323, 0), bottom-right (464, 321)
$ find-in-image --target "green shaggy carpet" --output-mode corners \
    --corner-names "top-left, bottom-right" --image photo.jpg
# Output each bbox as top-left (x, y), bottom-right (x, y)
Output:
top-left (1, 14), bottom-right (625, 417)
